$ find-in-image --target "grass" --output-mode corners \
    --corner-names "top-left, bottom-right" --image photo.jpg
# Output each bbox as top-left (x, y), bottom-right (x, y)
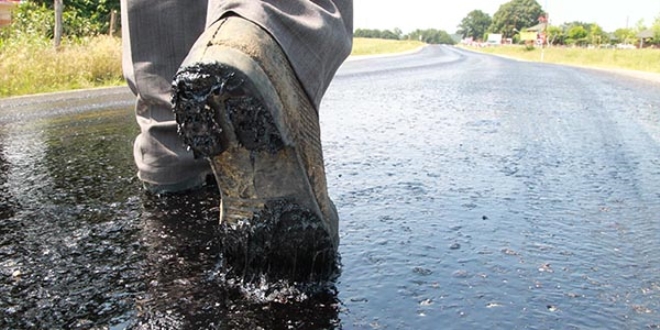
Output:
top-left (351, 37), bottom-right (425, 56)
top-left (0, 36), bottom-right (424, 98)
top-left (466, 45), bottom-right (660, 74)
top-left (0, 35), bottom-right (123, 98)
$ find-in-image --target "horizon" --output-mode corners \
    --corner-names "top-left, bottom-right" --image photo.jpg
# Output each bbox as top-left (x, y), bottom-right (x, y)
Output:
top-left (354, 0), bottom-right (660, 34)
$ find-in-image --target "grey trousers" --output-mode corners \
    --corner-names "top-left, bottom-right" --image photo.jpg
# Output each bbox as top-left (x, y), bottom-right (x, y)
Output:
top-left (120, 0), bottom-right (353, 186)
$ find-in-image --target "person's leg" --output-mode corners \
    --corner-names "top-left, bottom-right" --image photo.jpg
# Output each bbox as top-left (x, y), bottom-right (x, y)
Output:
top-left (171, 1), bottom-right (352, 281)
top-left (121, 0), bottom-right (212, 193)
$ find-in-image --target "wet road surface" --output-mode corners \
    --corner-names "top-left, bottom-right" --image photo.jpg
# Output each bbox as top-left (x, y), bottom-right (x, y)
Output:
top-left (1, 45), bottom-right (660, 329)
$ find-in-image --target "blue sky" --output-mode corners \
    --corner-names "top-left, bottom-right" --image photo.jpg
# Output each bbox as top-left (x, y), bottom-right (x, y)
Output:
top-left (354, 0), bottom-right (660, 33)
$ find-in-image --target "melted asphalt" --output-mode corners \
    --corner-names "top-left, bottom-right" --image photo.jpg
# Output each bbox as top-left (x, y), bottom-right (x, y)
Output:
top-left (1, 45), bottom-right (660, 329)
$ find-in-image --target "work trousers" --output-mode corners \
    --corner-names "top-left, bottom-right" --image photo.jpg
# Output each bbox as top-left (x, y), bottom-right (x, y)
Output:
top-left (120, 0), bottom-right (353, 186)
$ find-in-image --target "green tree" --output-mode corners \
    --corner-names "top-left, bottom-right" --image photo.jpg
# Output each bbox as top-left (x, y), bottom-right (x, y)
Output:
top-left (546, 25), bottom-right (564, 45)
top-left (653, 15), bottom-right (660, 45)
top-left (393, 28), bottom-right (403, 40)
top-left (354, 28), bottom-right (401, 40)
top-left (380, 29), bottom-right (401, 40)
top-left (457, 10), bottom-right (492, 41)
top-left (489, 0), bottom-right (545, 38)
top-left (635, 19), bottom-right (647, 33)
top-left (406, 29), bottom-right (455, 45)
top-left (588, 24), bottom-right (608, 45)
top-left (354, 29), bottom-right (380, 38)
top-left (566, 25), bottom-right (588, 46)
top-left (613, 28), bottom-right (637, 45)
top-left (561, 21), bottom-right (589, 34)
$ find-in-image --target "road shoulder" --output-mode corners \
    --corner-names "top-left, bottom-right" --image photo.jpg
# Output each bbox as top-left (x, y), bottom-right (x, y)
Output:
top-left (346, 45), bottom-right (429, 62)
top-left (463, 47), bottom-right (660, 85)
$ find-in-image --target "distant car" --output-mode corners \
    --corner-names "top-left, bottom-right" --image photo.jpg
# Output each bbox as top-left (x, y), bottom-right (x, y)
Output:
top-left (616, 44), bottom-right (636, 50)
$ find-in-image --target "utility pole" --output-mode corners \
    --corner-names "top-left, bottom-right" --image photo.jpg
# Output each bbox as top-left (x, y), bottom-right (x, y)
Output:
top-left (539, 14), bottom-right (548, 61)
top-left (54, 0), bottom-right (63, 48)
top-left (109, 10), bottom-right (118, 36)
top-left (541, 0), bottom-right (549, 62)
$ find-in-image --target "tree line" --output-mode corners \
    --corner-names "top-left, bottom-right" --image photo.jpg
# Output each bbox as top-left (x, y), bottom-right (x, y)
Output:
top-left (457, 0), bottom-right (660, 46)
top-left (354, 28), bottom-right (456, 45)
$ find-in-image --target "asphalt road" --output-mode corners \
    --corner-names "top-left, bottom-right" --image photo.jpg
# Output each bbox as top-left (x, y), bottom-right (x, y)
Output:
top-left (1, 45), bottom-right (659, 329)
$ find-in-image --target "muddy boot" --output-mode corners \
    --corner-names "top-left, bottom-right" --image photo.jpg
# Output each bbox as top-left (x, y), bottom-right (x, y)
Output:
top-left (172, 17), bottom-right (339, 282)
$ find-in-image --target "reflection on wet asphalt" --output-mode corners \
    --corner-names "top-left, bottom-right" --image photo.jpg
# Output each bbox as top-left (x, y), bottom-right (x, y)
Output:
top-left (1, 45), bottom-right (660, 329)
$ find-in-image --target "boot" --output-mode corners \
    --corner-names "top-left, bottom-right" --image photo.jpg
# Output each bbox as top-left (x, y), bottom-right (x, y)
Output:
top-left (171, 17), bottom-right (339, 282)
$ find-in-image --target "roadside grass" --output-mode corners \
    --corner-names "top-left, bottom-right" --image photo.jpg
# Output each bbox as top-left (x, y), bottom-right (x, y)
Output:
top-left (467, 45), bottom-right (660, 74)
top-left (0, 36), bottom-right (423, 98)
top-left (0, 36), bottom-right (123, 98)
top-left (351, 37), bottom-right (425, 56)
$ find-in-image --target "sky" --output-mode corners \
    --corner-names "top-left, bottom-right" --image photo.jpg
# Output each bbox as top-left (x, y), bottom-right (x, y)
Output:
top-left (353, 0), bottom-right (660, 34)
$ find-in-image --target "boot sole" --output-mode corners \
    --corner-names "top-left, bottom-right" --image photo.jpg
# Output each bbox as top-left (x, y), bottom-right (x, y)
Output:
top-left (172, 47), bottom-right (337, 282)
